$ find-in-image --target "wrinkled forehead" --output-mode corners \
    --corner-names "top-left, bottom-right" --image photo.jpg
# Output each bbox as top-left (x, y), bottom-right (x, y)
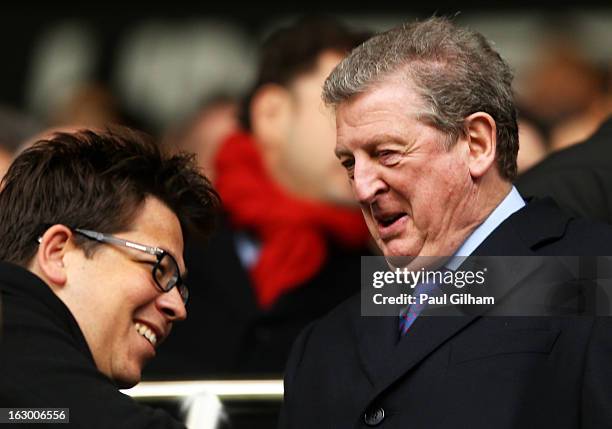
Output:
top-left (334, 80), bottom-right (429, 151)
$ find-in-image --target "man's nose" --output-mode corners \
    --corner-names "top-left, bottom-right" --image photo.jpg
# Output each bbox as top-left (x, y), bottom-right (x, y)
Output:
top-left (156, 288), bottom-right (187, 322)
top-left (352, 159), bottom-right (387, 204)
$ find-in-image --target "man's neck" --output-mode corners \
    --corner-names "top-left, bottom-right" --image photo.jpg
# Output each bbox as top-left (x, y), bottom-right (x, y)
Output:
top-left (448, 184), bottom-right (525, 268)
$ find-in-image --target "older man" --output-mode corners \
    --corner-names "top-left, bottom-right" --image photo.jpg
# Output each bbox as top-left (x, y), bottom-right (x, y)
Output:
top-left (0, 128), bottom-right (219, 428)
top-left (279, 18), bottom-right (612, 428)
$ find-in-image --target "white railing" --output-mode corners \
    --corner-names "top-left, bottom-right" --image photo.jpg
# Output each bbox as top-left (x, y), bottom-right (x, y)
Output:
top-left (122, 380), bottom-right (284, 429)
top-left (122, 379), bottom-right (284, 401)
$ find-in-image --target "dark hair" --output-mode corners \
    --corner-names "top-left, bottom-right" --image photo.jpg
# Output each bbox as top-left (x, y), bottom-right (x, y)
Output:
top-left (239, 16), bottom-right (370, 130)
top-left (323, 17), bottom-right (519, 181)
top-left (0, 127), bottom-right (220, 265)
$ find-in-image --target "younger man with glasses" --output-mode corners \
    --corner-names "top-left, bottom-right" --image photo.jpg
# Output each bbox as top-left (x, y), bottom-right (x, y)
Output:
top-left (0, 128), bottom-right (219, 428)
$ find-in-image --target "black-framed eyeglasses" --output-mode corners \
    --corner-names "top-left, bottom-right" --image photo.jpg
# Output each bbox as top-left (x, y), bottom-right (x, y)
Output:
top-left (73, 228), bottom-right (188, 304)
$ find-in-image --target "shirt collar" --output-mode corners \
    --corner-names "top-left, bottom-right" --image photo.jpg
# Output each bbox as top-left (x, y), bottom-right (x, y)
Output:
top-left (446, 186), bottom-right (525, 270)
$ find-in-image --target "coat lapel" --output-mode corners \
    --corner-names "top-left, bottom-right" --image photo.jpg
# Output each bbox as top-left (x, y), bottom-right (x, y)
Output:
top-left (353, 198), bottom-right (573, 405)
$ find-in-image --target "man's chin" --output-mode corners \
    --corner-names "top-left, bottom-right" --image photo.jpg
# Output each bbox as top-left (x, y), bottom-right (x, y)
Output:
top-left (114, 376), bottom-right (140, 389)
top-left (379, 240), bottom-right (417, 261)
top-left (384, 255), bottom-right (415, 269)
top-left (111, 368), bottom-right (143, 389)
top-left (385, 253), bottom-right (449, 272)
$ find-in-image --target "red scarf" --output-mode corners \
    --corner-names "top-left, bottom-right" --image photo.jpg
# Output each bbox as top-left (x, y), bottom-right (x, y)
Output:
top-left (214, 132), bottom-right (370, 309)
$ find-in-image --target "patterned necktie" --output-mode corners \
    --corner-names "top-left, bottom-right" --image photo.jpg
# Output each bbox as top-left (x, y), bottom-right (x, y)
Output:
top-left (398, 278), bottom-right (440, 335)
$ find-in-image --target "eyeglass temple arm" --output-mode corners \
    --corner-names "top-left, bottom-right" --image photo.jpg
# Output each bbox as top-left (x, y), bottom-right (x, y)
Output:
top-left (74, 229), bottom-right (160, 256)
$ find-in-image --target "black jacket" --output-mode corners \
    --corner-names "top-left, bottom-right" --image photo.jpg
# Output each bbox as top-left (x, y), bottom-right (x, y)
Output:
top-left (0, 262), bottom-right (185, 429)
top-left (279, 199), bottom-right (612, 429)
top-left (517, 117), bottom-right (612, 224)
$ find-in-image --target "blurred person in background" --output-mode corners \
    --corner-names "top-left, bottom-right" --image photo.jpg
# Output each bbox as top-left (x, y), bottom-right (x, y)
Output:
top-left (50, 83), bottom-right (123, 128)
top-left (165, 94), bottom-right (240, 182)
top-left (45, 82), bottom-right (148, 134)
top-left (518, 116), bottom-right (612, 224)
top-left (0, 106), bottom-right (42, 178)
top-left (145, 16), bottom-right (372, 377)
top-left (0, 128), bottom-right (219, 428)
top-left (516, 116), bottom-right (548, 174)
top-left (516, 34), bottom-right (612, 223)
top-left (518, 28), bottom-right (611, 151)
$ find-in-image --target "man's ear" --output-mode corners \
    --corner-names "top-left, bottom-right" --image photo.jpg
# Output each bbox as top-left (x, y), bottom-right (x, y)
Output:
top-left (31, 224), bottom-right (73, 288)
top-left (250, 83), bottom-right (292, 165)
top-left (463, 112), bottom-right (497, 179)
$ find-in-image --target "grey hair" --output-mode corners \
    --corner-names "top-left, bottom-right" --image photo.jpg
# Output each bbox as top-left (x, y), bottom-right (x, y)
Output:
top-left (322, 17), bottom-right (518, 180)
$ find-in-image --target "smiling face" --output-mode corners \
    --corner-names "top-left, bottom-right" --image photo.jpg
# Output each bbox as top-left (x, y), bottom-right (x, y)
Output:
top-left (61, 196), bottom-right (187, 388)
top-left (335, 78), bottom-right (478, 258)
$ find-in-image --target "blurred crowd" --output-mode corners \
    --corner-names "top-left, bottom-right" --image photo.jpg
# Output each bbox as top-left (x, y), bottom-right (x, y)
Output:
top-left (3, 14), bottom-right (611, 177)
top-left (1, 12), bottom-right (611, 381)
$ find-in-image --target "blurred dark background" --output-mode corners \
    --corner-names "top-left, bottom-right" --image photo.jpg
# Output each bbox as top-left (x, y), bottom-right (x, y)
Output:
top-left (1, 6), bottom-right (610, 142)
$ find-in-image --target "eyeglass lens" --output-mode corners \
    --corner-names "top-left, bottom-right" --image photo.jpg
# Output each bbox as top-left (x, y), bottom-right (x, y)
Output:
top-left (153, 253), bottom-right (188, 304)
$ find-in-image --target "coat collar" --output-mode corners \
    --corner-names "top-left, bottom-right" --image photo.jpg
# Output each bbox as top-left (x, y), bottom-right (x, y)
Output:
top-left (0, 261), bottom-right (95, 364)
top-left (473, 197), bottom-right (571, 256)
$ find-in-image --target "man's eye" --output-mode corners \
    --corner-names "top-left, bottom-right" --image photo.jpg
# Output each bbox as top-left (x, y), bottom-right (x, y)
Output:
top-left (377, 150), bottom-right (401, 166)
top-left (157, 264), bottom-right (167, 274)
top-left (341, 159), bottom-right (355, 179)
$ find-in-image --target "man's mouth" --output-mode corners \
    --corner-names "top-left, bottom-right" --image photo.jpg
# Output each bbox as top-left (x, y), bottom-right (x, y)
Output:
top-left (134, 322), bottom-right (158, 347)
top-left (376, 212), bottom-right (407, 227)
top-left (374, 211), bottom-right (408, 239)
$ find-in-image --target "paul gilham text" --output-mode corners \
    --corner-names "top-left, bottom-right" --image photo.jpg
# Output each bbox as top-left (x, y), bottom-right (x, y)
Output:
top-left (373, 293), bottom-right (495, 306)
